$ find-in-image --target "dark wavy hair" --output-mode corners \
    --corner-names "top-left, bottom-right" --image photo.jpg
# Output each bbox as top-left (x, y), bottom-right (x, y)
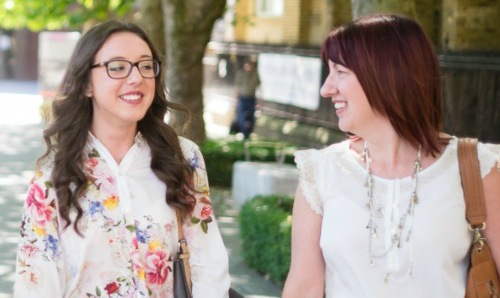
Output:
top-left (39, 20), bottom-right (195, 234)
top-left (322, 14), bottom-right (443, 156)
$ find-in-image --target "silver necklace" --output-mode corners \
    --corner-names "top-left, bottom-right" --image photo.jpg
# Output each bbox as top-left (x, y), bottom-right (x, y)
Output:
top-left (362, 142), bottom-right (422, 283)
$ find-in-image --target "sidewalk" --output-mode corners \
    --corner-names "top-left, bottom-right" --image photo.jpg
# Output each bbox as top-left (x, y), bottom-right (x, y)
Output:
top-left (204, 85), bottom-right (284, 297)
top-left (211, 188), bottom-right (283, 298)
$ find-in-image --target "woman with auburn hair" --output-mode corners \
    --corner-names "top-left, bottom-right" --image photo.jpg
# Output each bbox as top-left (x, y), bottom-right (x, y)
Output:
top-left (282, 14), bottom-right (500, 297)
top-left (14, 20), bottom-right (230, 297)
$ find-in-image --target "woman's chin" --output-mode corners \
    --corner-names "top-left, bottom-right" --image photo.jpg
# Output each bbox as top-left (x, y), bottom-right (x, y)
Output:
top-left (337, 122), bottom-right (351, 133)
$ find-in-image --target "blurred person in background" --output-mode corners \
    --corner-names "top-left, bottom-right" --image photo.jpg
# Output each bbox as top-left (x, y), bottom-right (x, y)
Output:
top-left (233, 58), bottom-right (260, 139)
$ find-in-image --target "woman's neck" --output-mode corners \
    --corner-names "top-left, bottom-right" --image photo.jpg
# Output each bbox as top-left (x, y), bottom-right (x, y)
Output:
top-left (90, 124), bottom-right (137, 164)
top-left (351, 135), bottom-right (422, 179)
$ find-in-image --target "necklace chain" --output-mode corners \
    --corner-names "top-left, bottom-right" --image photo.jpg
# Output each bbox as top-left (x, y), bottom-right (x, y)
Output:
top-left (362, 142), bottom-right (422, 283)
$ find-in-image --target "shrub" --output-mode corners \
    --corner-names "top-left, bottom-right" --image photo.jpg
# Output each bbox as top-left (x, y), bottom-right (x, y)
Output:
top-left (239, 194), bottom-right (293, 284)
top-left (201, 139), bottom-right (296, 187)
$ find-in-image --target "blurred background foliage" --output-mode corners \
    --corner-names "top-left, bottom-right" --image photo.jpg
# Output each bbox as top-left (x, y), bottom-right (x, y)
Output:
top-left (0, 0), bottom-right (135, 30)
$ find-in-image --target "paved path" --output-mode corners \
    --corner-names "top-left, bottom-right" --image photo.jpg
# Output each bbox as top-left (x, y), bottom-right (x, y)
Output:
top-left (0, 80), bottom-right (282, 297)
top-left (0, 80), bottom-right (45, 297)
top-left (211, 188), bottom-right (283, 297)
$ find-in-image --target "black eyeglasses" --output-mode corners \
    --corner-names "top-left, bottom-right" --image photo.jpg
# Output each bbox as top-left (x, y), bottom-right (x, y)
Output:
top-left (91, 59), bottom-right (161, 79)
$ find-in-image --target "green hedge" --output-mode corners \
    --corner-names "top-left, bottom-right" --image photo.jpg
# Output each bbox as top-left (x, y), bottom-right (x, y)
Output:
top-left (239, 194), bottom-right (294, 284)
top-left (201, 139), bottom-right (296, 187)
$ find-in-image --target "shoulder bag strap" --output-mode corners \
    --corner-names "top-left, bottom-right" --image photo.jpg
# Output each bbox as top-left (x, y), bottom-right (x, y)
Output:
top-left (176, 209), bottom-right (193, 294)
top-left (457, 138), bottom-right (486, 227)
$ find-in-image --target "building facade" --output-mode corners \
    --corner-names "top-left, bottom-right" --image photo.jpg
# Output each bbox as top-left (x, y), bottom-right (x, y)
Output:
top-left (205, 0), bottom-right (500, 146)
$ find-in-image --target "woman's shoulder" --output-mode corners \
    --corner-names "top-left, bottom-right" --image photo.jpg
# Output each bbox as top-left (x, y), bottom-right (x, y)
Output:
top-left (294, 140), bottom-right (349, 161)
top-left (478, 141), bottom-right (500, 178)
top-left (35, 155), bottom-right (55, 176)
top-left (446, 136), bottom-right (499, 178)
top-left (178, 136), bottom-right (200, 153)
top-left (293, 140), bottom-right (351, 175)
top-left (178, 137), bottom-right (205, 170)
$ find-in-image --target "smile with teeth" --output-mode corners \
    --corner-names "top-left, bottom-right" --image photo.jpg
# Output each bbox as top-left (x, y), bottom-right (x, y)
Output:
top-left (334, 102), bottom-right (346, 109)
top-left (120, 94), bottom-right (142, 101)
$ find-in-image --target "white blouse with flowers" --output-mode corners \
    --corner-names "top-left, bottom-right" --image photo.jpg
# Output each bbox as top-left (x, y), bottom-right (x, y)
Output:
top-left (13, 133), bottom-right (230, 298)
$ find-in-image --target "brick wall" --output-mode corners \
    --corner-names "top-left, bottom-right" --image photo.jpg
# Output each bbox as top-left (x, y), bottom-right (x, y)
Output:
top-left (441, 0), bottom-right (500, 52)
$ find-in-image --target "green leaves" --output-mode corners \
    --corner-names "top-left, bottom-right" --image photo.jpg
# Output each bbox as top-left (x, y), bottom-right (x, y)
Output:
top-left (0, 0), bottom-right (136, 31)
top-left (191, 216), bottom-right (213, 233)
top-left (239, 194), bottom-right (293, 283)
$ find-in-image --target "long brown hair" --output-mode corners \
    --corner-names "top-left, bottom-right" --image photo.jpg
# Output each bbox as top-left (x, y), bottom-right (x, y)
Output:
top-left (322, 14), bottom-right (443, 156)
top-left (39, 20), bottom-right (195, 234)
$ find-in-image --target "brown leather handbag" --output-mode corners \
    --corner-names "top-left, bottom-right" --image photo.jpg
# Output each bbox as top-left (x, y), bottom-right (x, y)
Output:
top-left (174, 210), bottom-right (244, 298)
top-left (174, 211), bottom-right (193, 298)
top-left (458, 138), bottom-right (500, 298)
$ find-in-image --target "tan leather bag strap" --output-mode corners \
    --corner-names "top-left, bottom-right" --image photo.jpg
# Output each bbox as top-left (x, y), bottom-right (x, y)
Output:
top-left (176, 210), bottom-right (193, 294)
top-left (457, 138), bottom-right (486, 227)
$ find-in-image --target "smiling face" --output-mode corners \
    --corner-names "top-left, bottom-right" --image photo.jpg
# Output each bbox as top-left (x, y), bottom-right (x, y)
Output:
top-left (320, 60), bottom-right (383, 135)
top-left (86, 31), bottom-right (156, 133)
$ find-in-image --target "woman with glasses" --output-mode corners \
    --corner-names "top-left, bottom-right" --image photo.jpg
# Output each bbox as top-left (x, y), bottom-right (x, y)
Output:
top-left (14, 20), bottom-right (230, 297)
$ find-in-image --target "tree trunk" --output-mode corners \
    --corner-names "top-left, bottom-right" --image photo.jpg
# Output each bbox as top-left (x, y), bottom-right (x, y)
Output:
top-left (350, 0), bottom-right (377, 19)
top-left (331, 0), bottom-right (352, 27)
top-left (162, 0), bottom-right (227, 145)
top-left (349, 0), bottom-right (438, 45)
top-left (137, 0), bottom-right (165, 55)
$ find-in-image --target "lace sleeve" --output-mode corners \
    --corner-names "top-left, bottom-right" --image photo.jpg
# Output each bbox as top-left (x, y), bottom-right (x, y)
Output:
top-left (478, 143), bottom-right (500, 178)
top-left (294, 149), bottom-right (323, 215)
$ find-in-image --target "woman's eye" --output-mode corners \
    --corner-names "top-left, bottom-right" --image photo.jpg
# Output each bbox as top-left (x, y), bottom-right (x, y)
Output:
top-left (110, 67), bottom-right (125, 72)
top-left (107, 61), bottom-right (128, 72)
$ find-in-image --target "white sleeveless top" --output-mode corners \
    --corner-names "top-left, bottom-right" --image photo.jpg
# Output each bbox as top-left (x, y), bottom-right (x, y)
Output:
top-left (295, 137), bottom-right (500, 298)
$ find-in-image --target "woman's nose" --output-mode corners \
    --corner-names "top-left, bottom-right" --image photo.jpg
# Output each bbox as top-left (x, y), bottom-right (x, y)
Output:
top-left (126, 66), bottom-right (143, 83)
top-left (320, 75), bottom-right (337, 98)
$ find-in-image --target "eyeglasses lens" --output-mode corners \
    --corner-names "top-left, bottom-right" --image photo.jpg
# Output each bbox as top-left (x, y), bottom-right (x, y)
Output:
top-left (107, 60), bottom-right (159, 79)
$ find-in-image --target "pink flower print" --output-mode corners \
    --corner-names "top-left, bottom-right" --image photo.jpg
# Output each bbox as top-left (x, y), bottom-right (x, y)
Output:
top-left (200, 204), bottom-right (213, 220)
top-left (130, 250), bottom-right (145, 281)
top-left (191, 196), bottom-right (213, 233)
top-left (145, 249), bottom-right (169, 285)
top-left (193, 196), bottom-right (213, 220)
top-left (25, 183), bottom-right (53, 228)
top-left (164, 223), bottom-right (173, 233)
top-left (18, 266), bottom-right (43, 291)
top-left (85, 157), bottom-right (99, 171)
top-left (130, 243), bottom-right (142, 269)
top-left (131, 237), bottom-right (139, 249)
top-left (19, 243), bottom-right (38, 258)
top-left (90, 161), bottom-right (116, 195)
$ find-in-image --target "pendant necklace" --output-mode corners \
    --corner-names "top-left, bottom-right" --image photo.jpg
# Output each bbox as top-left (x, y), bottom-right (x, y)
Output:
top-left (362, 142), bottom-right (422, 283)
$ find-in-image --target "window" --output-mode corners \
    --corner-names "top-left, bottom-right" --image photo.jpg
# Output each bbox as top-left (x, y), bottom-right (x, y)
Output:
top-left (255, 0), bottom-right (284, 17)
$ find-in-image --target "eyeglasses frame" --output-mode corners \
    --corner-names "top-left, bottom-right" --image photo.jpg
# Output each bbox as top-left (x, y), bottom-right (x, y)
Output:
top-left (90, 59), bottom-right (161, 79)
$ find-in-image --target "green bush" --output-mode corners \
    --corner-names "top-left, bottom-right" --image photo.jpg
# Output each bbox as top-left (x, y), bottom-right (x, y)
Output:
top-left (239, 194), bottom-right (294, 284)
top-left (201, 139), bottom-right (296, 187)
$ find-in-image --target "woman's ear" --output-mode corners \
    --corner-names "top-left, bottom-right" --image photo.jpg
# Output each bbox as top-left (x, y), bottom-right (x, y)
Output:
top-left (85, 83), bottom-right (93, 98)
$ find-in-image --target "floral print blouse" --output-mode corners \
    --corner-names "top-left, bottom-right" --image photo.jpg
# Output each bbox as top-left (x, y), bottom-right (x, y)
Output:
top-left (14, 134), bottom-right (230, 297)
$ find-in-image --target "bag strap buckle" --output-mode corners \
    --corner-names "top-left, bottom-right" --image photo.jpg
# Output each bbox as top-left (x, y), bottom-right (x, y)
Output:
top-left (469, 223), bottom-right (486, 252)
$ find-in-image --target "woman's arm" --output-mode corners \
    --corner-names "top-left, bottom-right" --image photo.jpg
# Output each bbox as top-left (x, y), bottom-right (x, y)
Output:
top-left (282, 185), bottom-right (325, 298)
top-left (483, 162), bottom-right (500, 273)
top-left (13, 171), bottom-right (65, 297)
top-left (181, 141), bottom-right (231, 297)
